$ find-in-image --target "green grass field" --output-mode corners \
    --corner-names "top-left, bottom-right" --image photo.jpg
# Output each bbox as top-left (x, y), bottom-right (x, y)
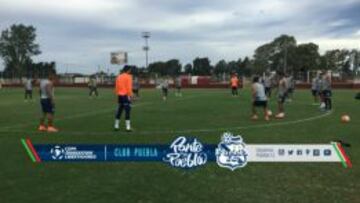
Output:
top-left (0, 87), bottom-right (359, 202)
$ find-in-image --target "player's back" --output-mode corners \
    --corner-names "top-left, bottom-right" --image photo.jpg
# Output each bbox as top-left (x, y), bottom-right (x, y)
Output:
top-left (25, 79), bottom-right (32, 90)
top-left (264, 76), bottom-right (271, 87)
top-left (176, 77), bottom-right (181, 87)
top-left (322, 76), bottom-right (331, 90)
top-left (278, 78), bottom-right (287, 95)
top-left (40, 79), bottom-right (51, 99)
top-left (254, 82), bottom-right (267, 101)
top-left (162, 79), bottom-right (169, 88)
top-left (133, 78), bottom-right (140, 89)
top-left (115, 73), bottom-right (132, 96)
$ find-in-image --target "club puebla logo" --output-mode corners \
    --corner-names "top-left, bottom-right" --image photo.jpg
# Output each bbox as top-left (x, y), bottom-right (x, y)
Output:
top-left (216, 132), bottom-right (248, 171)
top-left (50, 145), bottom-right (65, 160)
top-left (163, 136), bottom-right (207, 169)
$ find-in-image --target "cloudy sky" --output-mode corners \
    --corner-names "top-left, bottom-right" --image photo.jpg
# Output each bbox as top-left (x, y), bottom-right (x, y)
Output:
top-left (0, 0), bottom-right (360, 73)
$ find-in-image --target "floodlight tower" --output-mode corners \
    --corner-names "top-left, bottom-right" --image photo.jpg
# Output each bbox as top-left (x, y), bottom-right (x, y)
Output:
top-left (142, 32), bottom-right (151, 68)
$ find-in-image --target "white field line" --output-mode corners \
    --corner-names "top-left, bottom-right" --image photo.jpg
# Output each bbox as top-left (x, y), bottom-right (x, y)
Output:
top-left (0, 95), bottom-right (201, 130)
top-left (0, 110), bottom-right (333, 135)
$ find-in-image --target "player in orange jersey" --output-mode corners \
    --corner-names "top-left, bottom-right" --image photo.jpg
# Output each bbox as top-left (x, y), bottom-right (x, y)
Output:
top-left (114, 65), bottom-right (133, 132)
top-left (230, 73), bottom-right (239, 96)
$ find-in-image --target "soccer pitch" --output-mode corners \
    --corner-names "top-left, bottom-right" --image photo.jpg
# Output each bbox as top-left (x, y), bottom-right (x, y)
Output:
top-left (0, 87), bottom-right (359, 202)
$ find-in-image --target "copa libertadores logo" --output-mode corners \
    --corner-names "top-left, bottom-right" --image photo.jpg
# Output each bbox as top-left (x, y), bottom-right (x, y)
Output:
top-left (50, 145), bottom-right (65, 160)
top-left (163, 136), bottom-right (208, 169)
top-left (216, 132), bottom-right (248, 171)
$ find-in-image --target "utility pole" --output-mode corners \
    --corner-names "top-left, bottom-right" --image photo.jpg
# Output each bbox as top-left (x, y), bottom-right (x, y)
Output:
top-left (142, 32), bottom-right (151, 69)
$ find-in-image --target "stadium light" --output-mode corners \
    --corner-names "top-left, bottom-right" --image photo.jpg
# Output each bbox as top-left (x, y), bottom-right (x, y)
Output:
top-left (142, 32), bottom-right (151, 69)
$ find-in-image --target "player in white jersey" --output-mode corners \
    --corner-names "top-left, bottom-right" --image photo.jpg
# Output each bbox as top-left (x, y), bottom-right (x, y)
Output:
top-left (24, 78), bottom-right (33, 102)
top-left (38, 74), bottom-right (58, 132)
top-left (133, 77), bottom-right (140, 99)
top-left (251, 76), bottom-right (270, 121)
top-left (275, 71), bottom-right (287, 119)
top-left (286, 74), bottom-right (295, 102)
top-left (321, 72), bottom-right (332, 111)
top-left (161, 78), bottom-right (169, 101)
top-left (175, 76), bottom-right (182, 97)
top-left (311, 74), bottom-right (321, 104)
top-left (88, 76), bottom-right (99, 98)
top-left (263, 72), bottom-right (273, 98)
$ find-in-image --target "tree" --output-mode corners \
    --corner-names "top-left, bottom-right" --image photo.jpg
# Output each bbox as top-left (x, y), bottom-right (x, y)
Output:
top-left (294, 43), bottom-right (321, 72)
top-left (0, 24), bottom-right (41, 77)
top-left (350, 50), bottom-right (360, 76)
top-left (240, 57), bottom-right (252, 76)
top-left (147, 59), bottom-right (181, 76)
top-left (214, 59), bottom-right (228, 76)
top-left (166, 59), bottom-right (181, 76)
top-left (193, 57), bottom-right (212, 75)
top-left (228, 60), bottom-right (241, 75)
top-left (184, 63), bottom-right (193, 75)
top-left (28, 61), bottom-right (56, 78)
top-left (253, 43), bottom-right (274, 74)
top-left (270, 35), bottom-right (297, 73)
top-left (253, 35), bottom-right (298, 74)
top-left (148, 61), bottom-right (167, 76)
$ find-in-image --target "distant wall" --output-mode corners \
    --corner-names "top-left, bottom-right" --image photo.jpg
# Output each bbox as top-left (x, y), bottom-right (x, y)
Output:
top-left (3, 82), bottom-right (360, 89)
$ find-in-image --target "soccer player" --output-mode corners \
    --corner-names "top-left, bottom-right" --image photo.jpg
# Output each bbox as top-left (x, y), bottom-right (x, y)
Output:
top-left (318, 72), bottom-right (326, 109)
top-left (311, 74), bottom-right (321, 104)
top-left (88, 76), bottom-right (99, 98)
top-left (286, 74), bottom-right (295, 102)
top-left (263, 72), bottom-right (273, 98)
top-left (114, 65), bottom-right (133, 132)
top-left (38, 74), bottom-right (58, 132)
top-left (133, 76), bottom-right (140, 98)
top-left (175, 76), bottom-right (182, 97)
top-left (230, 73), bottom-right (239, 96)
top-left (251, 76), bottom-right (269, 121)
top-left (161, 78), bottom-right (169, 101)
top-left (24, 78), bottom-right (33, 102)
top-left (322, 71), bottom-right (332, 111)
top-left (275, 71), bottom-right (287, 119)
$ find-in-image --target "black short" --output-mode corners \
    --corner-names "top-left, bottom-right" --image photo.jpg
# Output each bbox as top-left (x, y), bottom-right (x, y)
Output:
top-left (311, 90), bottom-right (318, 96)
top-left (288, 88), bottom-right (294, 94)
top-left (253, 100), bottom-right (267, 107)
top-left (118, 95), bottom-right (131, 106)
top-left (162, 88), bottom-right (168, 96)
top-left (25, 90), bottom-right (32, 94)
top-left (40, 98), bottom-right (54, 114)
top-left (265, 87), bottom-right (271, 94)
top-left (278, 93), bottom-right (287, 103)
top-left (322, 90), bottom-right (332, 98)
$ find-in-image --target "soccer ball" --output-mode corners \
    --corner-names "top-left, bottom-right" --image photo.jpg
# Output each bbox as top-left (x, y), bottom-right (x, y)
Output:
top-left (267, 110), bottom-right (273, 117)
top-left (341, 115), bottom-right (350, 123)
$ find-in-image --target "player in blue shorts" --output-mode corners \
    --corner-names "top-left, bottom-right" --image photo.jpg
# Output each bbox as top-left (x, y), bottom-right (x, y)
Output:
top-left (251, 76), bottom-right (270, 121)
top-left (38, 74), bottom-right (58, 132)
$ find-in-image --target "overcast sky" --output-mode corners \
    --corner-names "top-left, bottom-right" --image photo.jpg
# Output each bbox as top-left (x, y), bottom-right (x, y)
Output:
top-left (0, 0), bottom-right (360, 73)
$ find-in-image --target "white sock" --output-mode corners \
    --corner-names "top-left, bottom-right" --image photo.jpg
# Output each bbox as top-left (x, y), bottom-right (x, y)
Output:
top-left (114, 119), bottom-right (120, 128)
top-left (126, 120), bottom-right (131, 130)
